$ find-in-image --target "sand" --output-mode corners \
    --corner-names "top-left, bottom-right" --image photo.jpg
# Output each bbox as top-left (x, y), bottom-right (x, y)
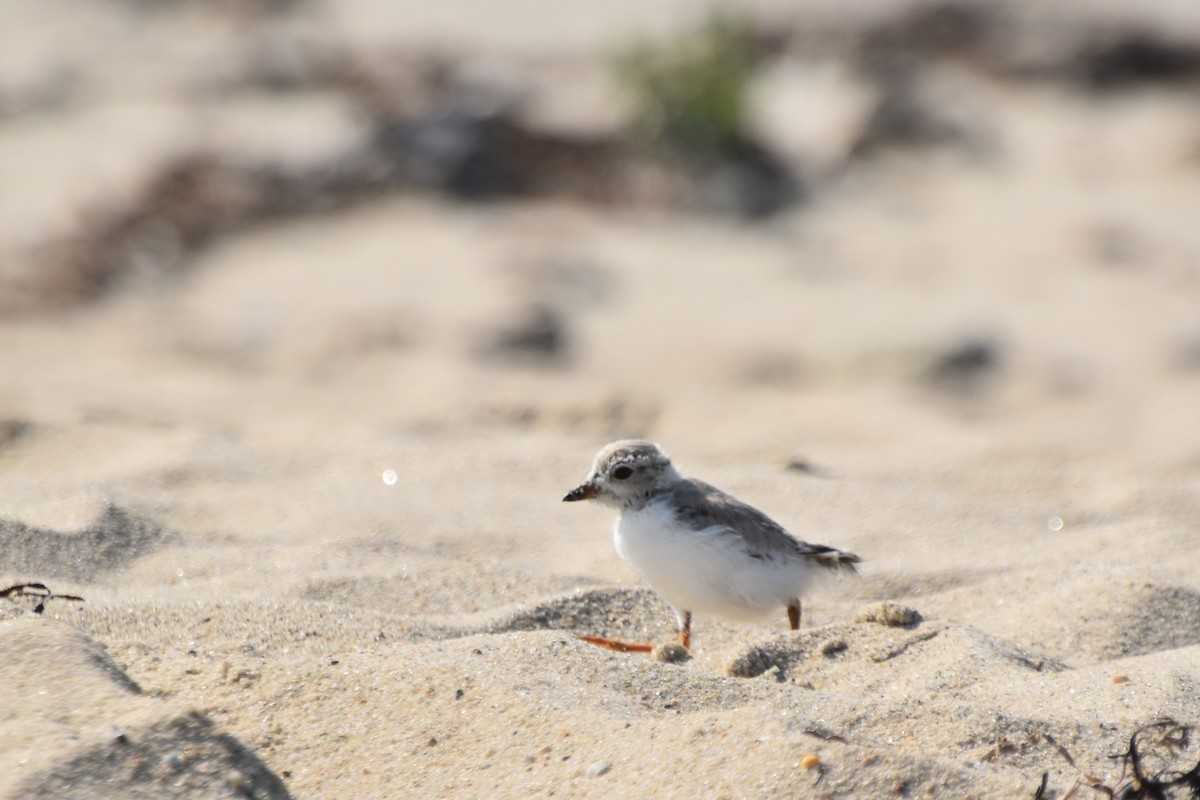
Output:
top-left (3, 1), bottom-right (1200, 797)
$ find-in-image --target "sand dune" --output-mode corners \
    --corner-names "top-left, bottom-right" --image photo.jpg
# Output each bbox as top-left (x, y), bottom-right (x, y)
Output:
top-left (0, 617), bottom-right (289, 800)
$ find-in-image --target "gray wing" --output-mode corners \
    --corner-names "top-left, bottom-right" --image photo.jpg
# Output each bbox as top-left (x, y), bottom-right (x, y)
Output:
top-left (668, 479), bottom-right (860, 573)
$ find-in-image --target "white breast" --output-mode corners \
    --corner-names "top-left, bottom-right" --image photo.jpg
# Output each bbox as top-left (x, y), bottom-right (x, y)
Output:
top-left (613, 498), bottom-right (816, 621)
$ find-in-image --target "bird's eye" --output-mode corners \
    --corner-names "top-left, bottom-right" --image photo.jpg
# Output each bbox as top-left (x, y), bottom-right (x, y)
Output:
top-left (612, 466), bottom-right (633, 480)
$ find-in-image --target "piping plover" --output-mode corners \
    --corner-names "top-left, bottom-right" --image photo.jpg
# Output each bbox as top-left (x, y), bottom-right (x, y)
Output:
top-left (564, 440), bottom-right (860, 652)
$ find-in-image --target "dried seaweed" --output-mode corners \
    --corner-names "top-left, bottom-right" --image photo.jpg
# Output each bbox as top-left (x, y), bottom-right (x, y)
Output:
top-left (0, 582), bottom-right (85, 614)
top-left (1036, 721), bottom-right (1200, 799)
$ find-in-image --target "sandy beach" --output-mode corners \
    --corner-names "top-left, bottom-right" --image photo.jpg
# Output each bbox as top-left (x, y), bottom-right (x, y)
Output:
top-left (3, 1), bottom-right (1200, 797)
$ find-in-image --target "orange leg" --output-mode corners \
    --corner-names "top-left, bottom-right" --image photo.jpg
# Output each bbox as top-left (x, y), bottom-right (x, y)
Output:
top-left (578, 636), bottom-right (653, 653)
top-left (578, 610), bottom-right (694, 654)
top-left (787, 599), bottom-right (801, 630)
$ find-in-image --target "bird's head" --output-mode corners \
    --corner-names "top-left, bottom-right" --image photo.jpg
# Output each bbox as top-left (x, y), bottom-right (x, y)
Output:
top-left (563, 440), bottom-right (681, 510)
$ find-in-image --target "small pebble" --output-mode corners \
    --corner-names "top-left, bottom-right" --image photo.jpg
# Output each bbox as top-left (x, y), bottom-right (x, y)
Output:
top-left (854, 601), bottom-right (922, 628)
top-left (224, 770), bottom-right (249, 791)
top-left (821, 639), bottom-right (848, 656)
top-left (587, 760), bottom-right (612, 777)
top-left (785, 457), bottom-right (820, 475)
top-left (1111, 674), bottom-right (1131, 684)
top-left (652, 642), bottom-right (691, 664)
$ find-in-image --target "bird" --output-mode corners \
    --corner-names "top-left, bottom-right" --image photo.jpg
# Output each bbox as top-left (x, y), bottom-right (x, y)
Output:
top-left (563, 440), bottom-right (860, 652)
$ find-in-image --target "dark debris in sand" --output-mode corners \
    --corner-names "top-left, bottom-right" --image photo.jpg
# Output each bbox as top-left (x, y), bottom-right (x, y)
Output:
top-left (0, 582), bottom-right (84, 615)
top-left (1035, 719), bottom-right (1200, 800)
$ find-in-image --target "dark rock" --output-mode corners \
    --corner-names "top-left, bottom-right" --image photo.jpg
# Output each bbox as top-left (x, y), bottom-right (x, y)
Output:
top-left (376, 108), bottom-right (518, 199)
top-left (0, 419), bottom-right (32, 448)
top-left (697, 137), bottom-right (802, 220)
top-left (925, 336), bottom-right (1002, 392)
top-left (477, 305), bottom-right (570, 366)
top-left (1081, 32), bottom-right (1200, 89)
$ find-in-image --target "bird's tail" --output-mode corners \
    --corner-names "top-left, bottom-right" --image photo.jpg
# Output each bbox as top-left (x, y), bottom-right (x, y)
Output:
top-left (808, 545), bottom-right (862, 575)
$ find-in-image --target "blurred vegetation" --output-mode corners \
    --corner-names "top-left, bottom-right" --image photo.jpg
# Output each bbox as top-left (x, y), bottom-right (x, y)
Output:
top-left (613, 14), bottom-right (761, 163)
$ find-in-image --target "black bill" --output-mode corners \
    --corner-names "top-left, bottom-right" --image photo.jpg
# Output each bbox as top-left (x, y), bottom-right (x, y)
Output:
top-left (562, 483), bottom-right (598, 502)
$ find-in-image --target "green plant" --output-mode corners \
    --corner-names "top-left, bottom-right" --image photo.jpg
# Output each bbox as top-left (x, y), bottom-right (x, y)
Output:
top-left (614, 14), bottom-right (760, 162)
